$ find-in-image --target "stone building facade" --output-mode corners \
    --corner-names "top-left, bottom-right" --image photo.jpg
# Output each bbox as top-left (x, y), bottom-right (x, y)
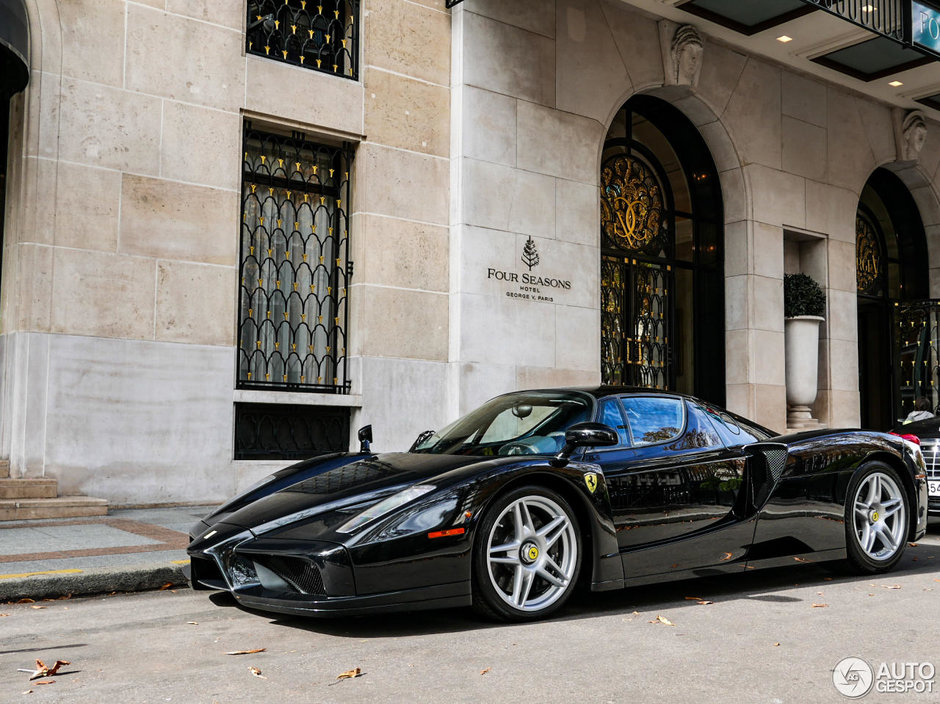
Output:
top-left (1, 0), bottom-right (939, 507)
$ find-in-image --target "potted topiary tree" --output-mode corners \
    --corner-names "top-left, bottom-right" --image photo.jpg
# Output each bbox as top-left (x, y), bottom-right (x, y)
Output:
top-left (784, 273), bottom-right (826, 429)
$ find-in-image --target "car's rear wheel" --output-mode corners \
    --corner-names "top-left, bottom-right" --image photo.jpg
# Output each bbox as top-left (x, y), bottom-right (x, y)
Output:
top-left (472, 485), bottom-right (581, 621)
top-left (844, 462), bottom-right (908, 573)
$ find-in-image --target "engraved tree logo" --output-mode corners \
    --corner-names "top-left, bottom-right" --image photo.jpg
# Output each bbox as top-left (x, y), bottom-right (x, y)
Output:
top-left (521, 236), bottom-right (540, 270)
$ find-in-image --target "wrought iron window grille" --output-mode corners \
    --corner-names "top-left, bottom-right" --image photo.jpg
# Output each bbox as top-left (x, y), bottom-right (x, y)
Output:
top-left (801, 0), bottom-right (904, 41)
top-left (238, 121), bottom-right (354, 394)
top-left (246, 0), bottom-right (360, 80)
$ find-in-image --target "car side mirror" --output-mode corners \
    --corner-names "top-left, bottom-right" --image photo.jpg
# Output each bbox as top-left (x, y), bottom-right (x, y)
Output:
top-left (552, 422), bottom-right (618, 466)
top-left (358, 425), bottom-right (373, 454)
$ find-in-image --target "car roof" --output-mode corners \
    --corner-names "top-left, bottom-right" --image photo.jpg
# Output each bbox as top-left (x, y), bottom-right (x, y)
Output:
top-left (521, 386), bottom-right (697, 400)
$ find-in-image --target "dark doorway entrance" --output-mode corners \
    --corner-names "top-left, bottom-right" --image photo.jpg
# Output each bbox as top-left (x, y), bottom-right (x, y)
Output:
top-left (600, 95), bottom-right (724, 405)
top-left (855, 168), bottom-right (929, 429)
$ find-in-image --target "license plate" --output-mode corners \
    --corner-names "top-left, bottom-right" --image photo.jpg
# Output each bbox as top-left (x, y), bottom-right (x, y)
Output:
top-left (930, 481), bottom-right (940, 497)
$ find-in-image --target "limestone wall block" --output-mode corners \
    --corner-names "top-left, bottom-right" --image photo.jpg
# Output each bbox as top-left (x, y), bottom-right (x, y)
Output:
top-left (161, 102), bottom-right (241, 191)
top-left (457, 292), bottom-right (557, 367)
top-left (51, 249), bottom-right (155, 339)
top-left (744, 164), bottom-right (805, 229)
top-left (855, 99), bottom-right (896, 166)
top-left (455, 225), bottom-right (516, 297)
top-left (59, 78), bottom-right (161, 174)
top-left (23, 71), bottom-right (60, 160)
top-left (827, 338), bottom-right (859, 392)
top-left (827, 288), bottom-right (858, 343)
top-left (463, 11), bottom-right (555, 107)
top-left (462, 158), bottom-right (554, 235)
top-left (782, 72), bottom-right (827, 128)
top-left (751, 329), bottom-right (785, 386)
top-left (554, 304), bottom-right (600, 372)
top-left (54, 162), bottom-right (121, 252)
top-left (752, 383), bottom-right (786, 433)
top-left (827, 239), bottom-right (858, 293)
top-left (456, 361), bottom-right (518, 416)
top-left (751, 275), bottom-right (784, 333)
top-left (357, 286), bottom-right (448, 361)
top-left (699, 120), bottom-right (741, 174)
top-left (724, 220), bottom-right (748, 277)
top-left (19, 157), bottom-right (55, 246)
top-left (725, 329), bottom-right (748, 385)
top-left (718, 168), bottom-right (747, 224)
top-left (753, 222), bottom-right (784, 280)
top-left (119, 175), bottom-right (239, 266)
top-left (695, 42), bottom-right (748, 120)
top-left (155, 261), bottom-right (236, 346)
top-left (826, 91), bottom-right (876, 192)
top-left (365, 0), bottom-right (451, 86)
top-left (365, 69), bottom-right (450, 157)
top-left (517, 100), bottom-right (604, 183)
top-left (516, 365), bottom-right (598, 390)
top-left (721, 59), bottom-right (782, 169)
top-left (245, 56), bottom-right (364, 136)
top-left (805, 182), bottom-right (858, 242)
top-left (354, 215), bottom-right (449, 292)
top-left (555, 0), bottom-right (630, 124)
top-left (166, 0), bottom-right (245, 29)
top-left (58, 0), bottom-right (124, 87)
top-left (126, 4), bottom-right (244, 111)
top-left (462, 0), bottom-right (555, 37)
top-left (353, 143), bottom-right (449, 226)
top-left (555, 178), bottom-right (599, 247)
top-left (461, 86), bottom-right (517, 167)
top-left (13, 244), bottom-right (53, 332)
top-left (725, 274), bottom-right (748, 331)
top-left (600, 0), bottom-right (664, 96)
top-left (782, 116), bottom-right (827, 181)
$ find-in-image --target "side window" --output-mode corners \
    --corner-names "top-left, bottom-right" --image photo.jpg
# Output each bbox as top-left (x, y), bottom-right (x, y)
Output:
top-left (596, 398), bottom-right (631, 447)
top-left (699, 405), bottom-right (768, 447)
top-left (621, 397), bottom-right (685, 447)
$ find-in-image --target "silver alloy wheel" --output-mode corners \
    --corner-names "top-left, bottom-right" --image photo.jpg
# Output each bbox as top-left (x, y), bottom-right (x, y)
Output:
top-left (852, 471), bottom-right (906, 561)
top-left (485, 495), bottom-right (578, 612)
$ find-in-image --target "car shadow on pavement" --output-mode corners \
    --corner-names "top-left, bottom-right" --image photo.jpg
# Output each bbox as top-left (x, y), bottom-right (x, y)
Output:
top-left (254, 527), bottom-right (940, 638)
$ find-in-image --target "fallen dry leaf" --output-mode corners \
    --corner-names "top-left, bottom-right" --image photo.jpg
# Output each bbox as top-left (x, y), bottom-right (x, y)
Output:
top-left (695, 600), bottom-right (713, 605)
top-left (651, 615), bottom-right (675, 626)
top-left (480, 668), bottom-right (491, 675)
top-left (684, 596), bottom-right (703, 601)
top-left (909, 542), bottom-right (918, 547)
top-left (824, 577), bottom-right (833, 581)
top-left (21, 690), bottom-right (32, 695)
top-left (881, 584), bottom-right (901, 590)
top-left (336, 667), bottom-right (363, 680)
top-left (15, 598), bottom-right (34, 604)
top-left (811, 603), bottom-right (829, 608)
top-left (33, 681), bottom-right (54, 686)
top-left (793, 557), bottom-right (809, 563)
top-left (249, 667), bottom-right (266, 680)
top-left (186, 621), bottom-right (198, 625)
top-left (773, 642), bottom-right (781, 647)
top-left (159, 583), bottom-right (173, 591)
top-left (0, 613), bottom-right (8, 617)
top-left (227, 649), bottom-right (266, 656)
top-left (29, 606), bottom-right (45, 610)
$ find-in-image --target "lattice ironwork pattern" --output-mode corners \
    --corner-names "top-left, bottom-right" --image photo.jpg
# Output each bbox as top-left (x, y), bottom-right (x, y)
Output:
top-left (601, 154), bottom-right (668, 258)
top-left (801, 0), bottom-right (904, 41)
top-left (246, 0), bottom-right (359, 79)
top-left (601, 257), bottom-right (672, 389)
top-left (893, 301), bottom-right (940, 418)
top-left (856, 212), bottom-right (883, 296)
top-left (234, 403), bottom-right (350, 459)
top-left (238, 125), bottom-right (352, 392)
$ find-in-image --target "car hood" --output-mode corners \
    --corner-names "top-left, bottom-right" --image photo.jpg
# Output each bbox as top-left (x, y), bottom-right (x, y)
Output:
top-left (209, 452), bottom-right (513, 534)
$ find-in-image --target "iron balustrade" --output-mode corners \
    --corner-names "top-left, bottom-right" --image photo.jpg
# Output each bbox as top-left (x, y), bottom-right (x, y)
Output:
top-left (246, 0), bottom-right (359, 79)
top-left (801, 0), bottom-right (905, 40)
top-left (238, 123), bottom-right (353, 394)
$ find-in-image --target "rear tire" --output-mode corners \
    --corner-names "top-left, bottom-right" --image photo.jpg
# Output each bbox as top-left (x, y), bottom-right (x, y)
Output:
top-left (472, 485), bottom-right (581, 622)
top-left (844, 462), bottom-right (909, 574)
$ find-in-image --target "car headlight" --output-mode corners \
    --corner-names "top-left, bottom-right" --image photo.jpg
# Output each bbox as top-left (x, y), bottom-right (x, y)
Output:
top-left (336, 484), bottom-right (436, 534)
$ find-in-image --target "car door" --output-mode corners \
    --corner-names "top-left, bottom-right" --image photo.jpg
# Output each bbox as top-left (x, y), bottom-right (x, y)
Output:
top-left (589, 396), bottom-right (754, 580)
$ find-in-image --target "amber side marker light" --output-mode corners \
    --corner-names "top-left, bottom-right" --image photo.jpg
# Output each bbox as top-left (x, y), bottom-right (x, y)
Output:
top-left (889, 431), bottom-right (920, 445)
top-left (428, 528), bottom-right (466, 539)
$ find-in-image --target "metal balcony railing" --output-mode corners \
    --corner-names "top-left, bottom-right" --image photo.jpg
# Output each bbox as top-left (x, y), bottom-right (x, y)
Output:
top-left (801, 0), bottom-right (905, 41)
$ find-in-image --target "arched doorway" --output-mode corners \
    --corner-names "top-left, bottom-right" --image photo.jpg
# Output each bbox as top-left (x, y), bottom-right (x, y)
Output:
top-left (600, 94), bottom-right (724, 404)
top-left (856, 168), bottom-right (929, 429)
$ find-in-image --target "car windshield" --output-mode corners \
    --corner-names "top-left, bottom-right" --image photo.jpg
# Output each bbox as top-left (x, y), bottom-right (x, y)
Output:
top-left (411, 391), bottom-right (594, 457)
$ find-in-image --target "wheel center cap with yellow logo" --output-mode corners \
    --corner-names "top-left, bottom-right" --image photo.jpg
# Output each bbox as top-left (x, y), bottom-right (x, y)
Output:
top-left (520, 542), bottom-right (539, 564)
top-left (870, 510), bottom-right (880, 523)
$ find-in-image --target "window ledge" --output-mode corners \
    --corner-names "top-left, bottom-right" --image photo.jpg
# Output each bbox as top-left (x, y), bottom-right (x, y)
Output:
top-left (234, 389), bottom-right (362, 407)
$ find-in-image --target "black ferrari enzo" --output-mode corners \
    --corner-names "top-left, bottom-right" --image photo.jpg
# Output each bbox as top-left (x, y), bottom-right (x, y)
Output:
top-left (186, 388), bottom-right (929, 621)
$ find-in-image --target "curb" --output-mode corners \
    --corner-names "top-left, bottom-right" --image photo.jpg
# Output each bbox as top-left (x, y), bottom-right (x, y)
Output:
top-left (0, 563), bottom-right (190, 602)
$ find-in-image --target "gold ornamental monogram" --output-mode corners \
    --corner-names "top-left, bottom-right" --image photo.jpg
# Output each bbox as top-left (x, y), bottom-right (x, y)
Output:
top-left (856, 214), bottom-right (881, 295)
top-left (601, 155), bottom-right (664, 254)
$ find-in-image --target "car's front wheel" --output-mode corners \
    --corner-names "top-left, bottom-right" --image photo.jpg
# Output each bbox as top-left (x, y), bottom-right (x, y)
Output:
top-left (472, 485), bottom-right (581, 621)
top-left (845, 462), bottom-right (909, 573)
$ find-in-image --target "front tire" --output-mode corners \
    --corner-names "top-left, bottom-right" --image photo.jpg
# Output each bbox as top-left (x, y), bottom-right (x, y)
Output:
top-left (472, 486), bottom-right (581, 622)
top-left (844, 462), bottom-right (909, 573)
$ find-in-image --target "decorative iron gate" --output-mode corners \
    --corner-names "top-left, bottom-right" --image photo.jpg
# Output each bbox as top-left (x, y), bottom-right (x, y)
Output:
top-left (893, 300), bottom-right (940, 419)
top-left (601, 256), bottom-right (673, 389)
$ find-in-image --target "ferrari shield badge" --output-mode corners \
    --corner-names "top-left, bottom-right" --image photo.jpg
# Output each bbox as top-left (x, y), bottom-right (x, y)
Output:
top-left (584, 472), bottom-right (598, 494)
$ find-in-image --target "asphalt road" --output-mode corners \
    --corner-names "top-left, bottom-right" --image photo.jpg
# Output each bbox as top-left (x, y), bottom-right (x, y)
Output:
top-left (2, 522), bottom-right (938, 704)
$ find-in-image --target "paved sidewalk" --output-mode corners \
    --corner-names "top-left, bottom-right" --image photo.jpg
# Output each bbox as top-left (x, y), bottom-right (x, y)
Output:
top-left (0, 505), bottom-right (215, 602)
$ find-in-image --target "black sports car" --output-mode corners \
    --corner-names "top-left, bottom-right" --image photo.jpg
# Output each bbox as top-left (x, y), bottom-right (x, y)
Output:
top-left (187, 388), bottom-right (929, 621)
top-left (890, 416), bottom-right (940, 517)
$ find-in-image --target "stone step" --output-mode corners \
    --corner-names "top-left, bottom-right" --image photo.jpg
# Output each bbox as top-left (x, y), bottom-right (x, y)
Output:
top-left (0, 478), bottom-right (58, 500)
top-left (0, 460), bottom-right (9, 479)
top-left (0, 496), bottom-right (109, 521)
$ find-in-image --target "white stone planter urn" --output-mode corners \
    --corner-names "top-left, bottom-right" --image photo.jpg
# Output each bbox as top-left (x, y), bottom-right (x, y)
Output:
top-left (784, 315), bottom-right (824, 429)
